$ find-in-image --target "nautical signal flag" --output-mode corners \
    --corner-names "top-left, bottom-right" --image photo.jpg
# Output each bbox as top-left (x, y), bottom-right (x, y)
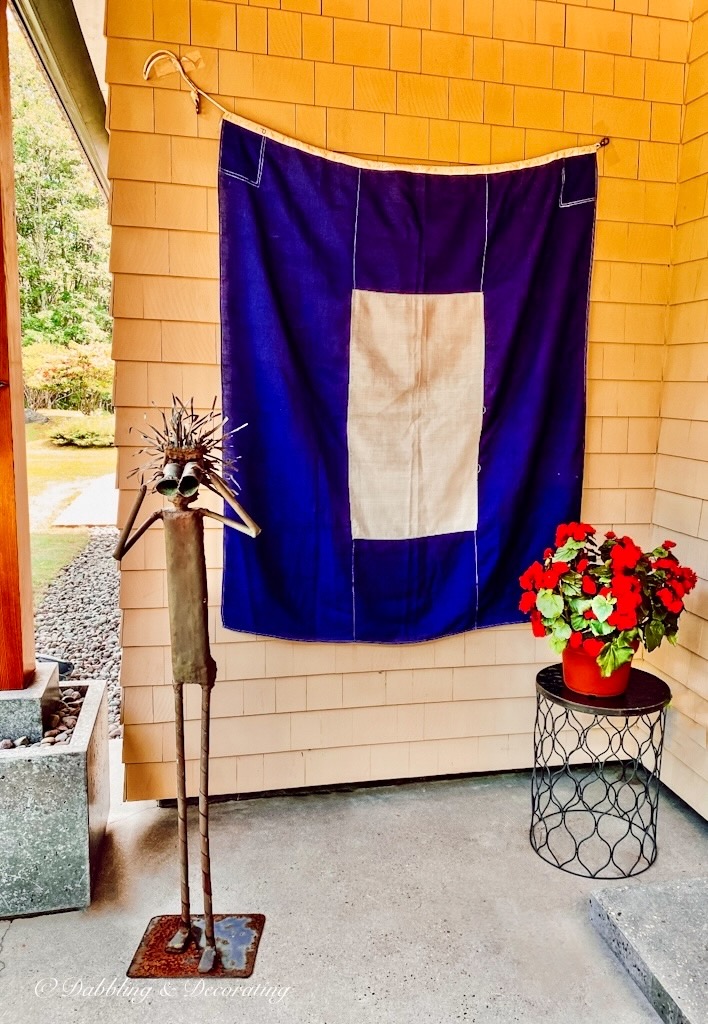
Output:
top-left (218, 116), bottom-right (596, 643)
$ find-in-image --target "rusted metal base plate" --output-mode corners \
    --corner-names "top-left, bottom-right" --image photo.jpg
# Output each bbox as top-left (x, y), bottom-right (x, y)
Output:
top-left (127, 914), bottom-right (266, 978)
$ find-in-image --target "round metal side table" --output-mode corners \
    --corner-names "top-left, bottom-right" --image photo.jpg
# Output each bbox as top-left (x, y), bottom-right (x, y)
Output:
top-left (530, 664), bottom-right (671, 879)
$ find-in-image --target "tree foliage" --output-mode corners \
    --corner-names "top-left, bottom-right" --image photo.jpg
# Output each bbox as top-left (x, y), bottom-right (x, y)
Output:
top-left (23, 342), bottom-right (113, 414)
top-left (9, 17), bottom-right (111, 349)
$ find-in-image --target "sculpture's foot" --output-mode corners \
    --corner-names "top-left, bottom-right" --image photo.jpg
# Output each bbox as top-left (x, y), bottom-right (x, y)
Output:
top-left (197, 944), bottom-right (218, 974)
top-left (165, 924), bottom-right (192, 953)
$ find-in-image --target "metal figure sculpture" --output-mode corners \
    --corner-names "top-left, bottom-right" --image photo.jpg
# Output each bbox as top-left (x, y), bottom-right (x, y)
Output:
top-left (114, 398), bottom-right (260, 975)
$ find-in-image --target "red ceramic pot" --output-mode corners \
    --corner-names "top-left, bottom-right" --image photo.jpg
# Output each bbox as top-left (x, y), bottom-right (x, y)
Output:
top-left (562, 645), bottom-right (633, 698)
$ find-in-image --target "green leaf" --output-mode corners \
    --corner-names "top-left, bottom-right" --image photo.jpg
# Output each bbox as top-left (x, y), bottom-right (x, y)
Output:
top-left (613, 645), bottom-right (634, 667)
top-left (570, 614), bottom-right (587, 632)
top-left (553, 540), bottom-right (584, 562)
top-left (590, 619), bottom-right (614, 636)
top-left (552, 621), bottom-right (571, 640)
top-left (595, 643), bottom-right (615, 676)
top-left (536, 589), bottom-right (564, 620)
top-left (597, 641), bottom-right (634, 677)
top-left (591, 594), bottom-right (615, 622)
top-left (645, 619), bottom-right (664, 653)
top-left (619, 628), bottom-right (637, 639)
top-left (548, 634), bottom-right (568, 653)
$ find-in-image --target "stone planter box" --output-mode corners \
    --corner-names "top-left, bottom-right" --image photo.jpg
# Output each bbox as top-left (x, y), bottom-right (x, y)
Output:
top-left (0, 678), bottom-right (110, 917)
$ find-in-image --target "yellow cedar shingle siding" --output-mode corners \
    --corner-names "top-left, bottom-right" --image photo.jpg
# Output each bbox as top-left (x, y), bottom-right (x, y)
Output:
top-left (106, 0), bottom-right (708, 820)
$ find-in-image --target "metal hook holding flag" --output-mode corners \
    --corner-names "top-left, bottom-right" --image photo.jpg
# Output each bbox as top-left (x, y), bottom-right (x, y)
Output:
top-left (142, 49), bottom-right (231, 117)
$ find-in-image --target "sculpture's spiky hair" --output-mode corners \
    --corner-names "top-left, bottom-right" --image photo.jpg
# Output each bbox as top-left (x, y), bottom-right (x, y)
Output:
top-left (129, 395), bottom-right (244, 489)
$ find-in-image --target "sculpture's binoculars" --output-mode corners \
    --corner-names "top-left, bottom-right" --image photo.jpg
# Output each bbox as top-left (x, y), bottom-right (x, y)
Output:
top-left (156, 461), bottom-right (202, 498)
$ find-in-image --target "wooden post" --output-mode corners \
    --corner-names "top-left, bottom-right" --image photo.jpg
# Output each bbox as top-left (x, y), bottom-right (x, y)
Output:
top-left (0, 0), bottom-right (35, 690)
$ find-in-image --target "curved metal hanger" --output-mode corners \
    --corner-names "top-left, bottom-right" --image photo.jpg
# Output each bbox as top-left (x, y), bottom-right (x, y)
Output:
top-left (142, 47), bottom-right (611, 154)
top-left (142, 49), bottom-right (232, 117)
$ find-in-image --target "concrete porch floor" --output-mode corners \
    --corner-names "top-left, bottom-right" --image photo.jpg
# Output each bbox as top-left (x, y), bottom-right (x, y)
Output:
top-left (1, 742), bottom-right (706, 1024)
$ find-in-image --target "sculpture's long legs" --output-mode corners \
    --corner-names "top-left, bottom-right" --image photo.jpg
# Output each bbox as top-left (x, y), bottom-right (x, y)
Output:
top-left (166, 681), bottom-right (192, 952)
top-left (197, 680), bottom-right (218, 973)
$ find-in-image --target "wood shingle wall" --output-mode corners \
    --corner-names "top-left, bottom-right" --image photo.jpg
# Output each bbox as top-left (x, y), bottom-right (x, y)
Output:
top-left (105, 0), bottom-right (706, 816)
top-left (648, 0), bottom-right (708, 819)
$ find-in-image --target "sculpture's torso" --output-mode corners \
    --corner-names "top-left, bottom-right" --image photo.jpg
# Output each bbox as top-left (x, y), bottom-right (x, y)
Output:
top-left (162, 509), bottom-right (217, 687)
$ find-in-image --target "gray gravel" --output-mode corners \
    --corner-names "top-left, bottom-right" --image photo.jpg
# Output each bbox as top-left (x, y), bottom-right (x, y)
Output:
top-left (34, 527), bottom-right (122, 738)
top-left (1, 686), bottom-right (88, 749)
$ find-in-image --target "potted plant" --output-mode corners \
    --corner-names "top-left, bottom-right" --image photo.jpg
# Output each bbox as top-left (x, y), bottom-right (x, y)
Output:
top-left (519, 522), bottom-right (697, 697)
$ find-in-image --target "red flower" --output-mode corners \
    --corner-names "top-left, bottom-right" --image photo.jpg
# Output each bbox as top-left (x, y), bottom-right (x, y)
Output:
top-left (555, 524), bottom-right (570, 547)
top-left (523, 521), bottom-right (696, 655)
top-left (556, 522), bottom-right (596, 546)
top-left (678, 567), bottom-right (697, 591)
top-left (608, 609), bottom-right (638, 630)
top-left (654, 557), bottom-right (677, 570)
top-left (530, 611), bottom-right (546, 638)
top-left (611, 578), bottom-right (642, 613)
top-left (657, 588), bottom-right (683, 615)
top-left (520, 561), bottom-right (544, 591)
top-left (541, 561), bottom-right (570, 589)
top-left (610, 536), bottom-right (643, 572)
top-left (611, 573), bottom-right (637, 589)
top-left (611, 574), bottom-right (641, 595)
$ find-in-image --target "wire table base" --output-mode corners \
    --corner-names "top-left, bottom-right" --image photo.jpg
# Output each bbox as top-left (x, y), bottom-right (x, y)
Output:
top-left (530, 665), bottom-right (670, 879)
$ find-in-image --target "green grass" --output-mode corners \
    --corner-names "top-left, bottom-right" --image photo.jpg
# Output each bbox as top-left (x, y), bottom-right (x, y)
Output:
top-left (31, 528), bottom-right (89, 600)
top-left (26, 411), bottom-right (115, 598)
top-left (25, 412), bottom-right (116, 498)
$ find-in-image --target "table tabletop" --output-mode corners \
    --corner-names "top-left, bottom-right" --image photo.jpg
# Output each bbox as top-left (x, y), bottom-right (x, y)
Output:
top-left (536, 664), bottom-right (671, 718)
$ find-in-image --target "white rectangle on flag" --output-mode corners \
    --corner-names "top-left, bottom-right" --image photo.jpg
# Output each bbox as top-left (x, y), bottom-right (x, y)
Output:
top-left (348, 289), bottom-right (485, 541)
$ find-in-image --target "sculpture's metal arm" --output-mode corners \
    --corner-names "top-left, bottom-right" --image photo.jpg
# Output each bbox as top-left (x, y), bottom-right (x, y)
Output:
top-left (203, 470), bottom-right (261, 538)
top-left (202, 509), bottom-right (258, 535)
top-left (113, 484), bottom-right (165, 561)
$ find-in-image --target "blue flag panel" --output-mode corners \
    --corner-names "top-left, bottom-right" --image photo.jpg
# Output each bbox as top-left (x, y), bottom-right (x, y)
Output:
top-left (218, 117), bottom-right (596, 643)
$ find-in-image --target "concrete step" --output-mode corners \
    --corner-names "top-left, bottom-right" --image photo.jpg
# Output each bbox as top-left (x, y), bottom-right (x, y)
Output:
top-left (590, 878), bottom-right (708, 1024)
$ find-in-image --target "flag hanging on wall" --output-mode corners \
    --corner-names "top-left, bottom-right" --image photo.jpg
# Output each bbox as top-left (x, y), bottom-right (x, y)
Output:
top-left (219, 114), bottom-right (597, 643)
